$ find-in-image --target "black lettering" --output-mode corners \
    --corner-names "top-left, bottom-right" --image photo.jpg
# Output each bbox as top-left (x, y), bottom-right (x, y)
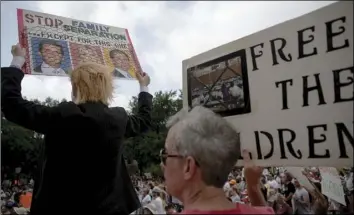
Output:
top-left (250, 43), bottom-right (264, 71)
top-left (278, 129), bottom-right (302, 159)
top-left (298, 26), bottom-right (317, 59)
top-left (63, 25), bottom-right (71, 31)
top-left (326, 17), bottom-right (350, 52)
top-left (24, 14), bottom-right (34, 23)
top-left (302, 74), bottom-right (326, 107)
top-left (308, 124), bottom-right (330, 158)
top-left (78, 28), bottom-right (85, 34)
top-left (86, 23), bottom-right (95, 30)
top-left (333, 66), bottom-right (354, 103)
top-left (46, 33), bottom-right (53, 39)
top-left (91, 31), bottom-right (98, 37)
top-left (255, 131), bottom-right (274, 160)
top-left (54, 19), bottom-right (63, 28)
top-left (99, 31), bottom-right (106, 38)
top-left (34, 15), bottom-right (43, 25)
top-left (270, 38), bottom-right (292, 66)
top-left (44, 17), bottom-right (53, 27)
top-left (84, 29), bottom-right (91, 35)
top-left (54, 34), bottom-right (59, 39)
top-left (78, 22), bottom-right (86, 29)
top-left (336, 122), bottom-right (354, 158)
top-left (113, 34), bottom-right (120, 40)
top-left (71, 27), bottom-right (78, 33)
top-left (275, 79), bottom-right (293, 110)
top-left (72, 20), bottom-right (78, 27)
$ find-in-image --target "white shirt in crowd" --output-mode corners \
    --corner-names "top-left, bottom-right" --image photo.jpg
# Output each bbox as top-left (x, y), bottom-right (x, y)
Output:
top-left (151, 197), bottom-right (165, 214)
top-left (293, 187), bottom-right (311, 214)
top-left (141, 194), bottom-right (152, 206)
top-left (223, 182), bottom-right (231, 192)
top-left (231, 194), bottom-right (242, 203)
top-left (40, 62), bottom-right (66, 76)
top-left (268, 179), bottom-right (280, 189)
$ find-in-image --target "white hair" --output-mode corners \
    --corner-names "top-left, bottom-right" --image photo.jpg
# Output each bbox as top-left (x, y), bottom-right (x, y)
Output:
top-left (166, 106), bottom-right (240, 188)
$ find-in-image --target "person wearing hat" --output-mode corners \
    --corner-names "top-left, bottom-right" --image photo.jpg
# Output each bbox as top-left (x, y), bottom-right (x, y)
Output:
top-left (151, 187), bottom-right (166, 214)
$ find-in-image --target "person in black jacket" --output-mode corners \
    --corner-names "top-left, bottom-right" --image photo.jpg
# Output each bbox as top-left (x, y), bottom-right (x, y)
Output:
top-left (2, 43), bottom-right (153, 215)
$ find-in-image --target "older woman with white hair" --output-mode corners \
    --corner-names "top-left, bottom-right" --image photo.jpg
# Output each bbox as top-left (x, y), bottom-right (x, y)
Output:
top-left (2, 44), bottom-right (152, 215)
top-left (160, 106), bottom-right (274, 214)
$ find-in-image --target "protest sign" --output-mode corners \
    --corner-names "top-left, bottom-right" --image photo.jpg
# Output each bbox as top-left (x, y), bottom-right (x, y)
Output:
top-left (319, 167), bottom-right (346, 206)
top-left (17, 8), bottom-right (142, 79)
top-left (182, 1), bottom-right (353, 167)
top-left (285, 167), bottom-right (315, 191)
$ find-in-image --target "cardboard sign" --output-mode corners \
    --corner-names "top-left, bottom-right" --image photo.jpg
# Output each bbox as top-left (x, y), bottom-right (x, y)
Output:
top-left (319, 167), bottom-right (346, 206)
top-left (17, 9), bottom-right (142, 79)
top-left (182, 2), bottom-right (353, 167)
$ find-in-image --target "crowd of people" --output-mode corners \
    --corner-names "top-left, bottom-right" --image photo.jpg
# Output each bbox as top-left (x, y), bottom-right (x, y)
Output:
top-left (1, 173), bottom-right (33, 215)
top-left (1, 43), bottom-right (353, 215)
top-left (125, 167), bottom-right (354, 214)
top-left (3, 166), bottom-right (352, 215)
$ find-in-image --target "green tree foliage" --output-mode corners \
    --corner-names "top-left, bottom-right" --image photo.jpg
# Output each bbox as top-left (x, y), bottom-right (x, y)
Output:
top-left (124, 90), bottom-right (183, 174)
top-left (1, 97), bottom-right (65, 175)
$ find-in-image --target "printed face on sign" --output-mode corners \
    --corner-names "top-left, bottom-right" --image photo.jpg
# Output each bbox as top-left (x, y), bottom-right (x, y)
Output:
top-left (78, 46), bottom-right (97, 64)
top-left (39, 43), bottom-right (63, 67)
top-left (110, 49), bottom-right (130, 72)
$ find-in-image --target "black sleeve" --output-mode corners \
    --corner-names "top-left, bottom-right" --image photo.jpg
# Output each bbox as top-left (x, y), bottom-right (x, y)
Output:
top-left (1, 67), bottom-right (59, 134)
top-left (125, 91), bottom-right (153, 138)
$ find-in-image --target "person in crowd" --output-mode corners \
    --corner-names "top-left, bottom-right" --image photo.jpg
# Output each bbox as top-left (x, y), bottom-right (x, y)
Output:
top-left (272, 194), bottom-right (292, 215)
top-left (34, 39), bottom-right (67, 75)
top-left (109, 49), bottom-right (133, 78)
top-left (236, 175), bottom-right (246, 191)
top-left (2, 43), bottom-right (152, 215)
top-left (141, 188), bottom-right (152, 206)
top-left (344, 168), bottom-right (353, 213)
top-left (171, 195), bottom-right (183, 212)
top-left (283, 172), bottom-right (296, 210)
top-left (307, 188), bottom-right (328, 215)
top-left (132, 202), bottom-right (156, 215)
top-left (165, 204), bottom-right (176, 214)
top-left (261, 176), bottom-right (269, 202)
top-left (292, 179), bottom-right (311, 214)
top-left (230, 186), bottom-right (242, 203)
top-left (160, 106), bottom-right (274, 214)
top-left (268, 175), bottom-right (280, 190)
top-left (151, 187), bottom-right (166, 214)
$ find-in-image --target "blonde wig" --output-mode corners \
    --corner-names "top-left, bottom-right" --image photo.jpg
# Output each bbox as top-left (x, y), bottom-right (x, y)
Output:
top-left (70, 63), bottom-right (113, 105)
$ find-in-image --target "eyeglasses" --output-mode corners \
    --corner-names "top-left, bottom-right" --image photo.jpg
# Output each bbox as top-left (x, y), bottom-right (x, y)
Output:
top-left (159, 148), bottom-right (183, 165)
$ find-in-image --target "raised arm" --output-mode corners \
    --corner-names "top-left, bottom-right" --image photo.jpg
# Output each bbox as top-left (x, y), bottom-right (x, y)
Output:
top-left (125, 72), bottom-right (153, 138)
top-left (1, 44), bottom-right (58, 134)
top-left (243, 150), bottom-right (268, 207)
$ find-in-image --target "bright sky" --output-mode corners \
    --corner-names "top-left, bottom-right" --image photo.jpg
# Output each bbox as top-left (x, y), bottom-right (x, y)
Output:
top-left (1, 1), bottom-right (335, 109)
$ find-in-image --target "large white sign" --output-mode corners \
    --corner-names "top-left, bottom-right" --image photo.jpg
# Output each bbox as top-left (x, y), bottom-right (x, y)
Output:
top-left (319, 167), bottom-right (346, 206)
top-left (182, 2), bottom-right (353, 167)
